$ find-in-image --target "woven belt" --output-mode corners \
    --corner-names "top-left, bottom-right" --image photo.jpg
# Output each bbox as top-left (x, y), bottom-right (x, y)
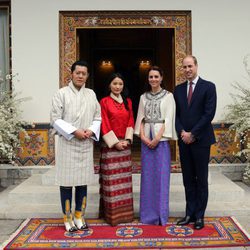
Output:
top-left (144, 119), bottom-right (165, 123)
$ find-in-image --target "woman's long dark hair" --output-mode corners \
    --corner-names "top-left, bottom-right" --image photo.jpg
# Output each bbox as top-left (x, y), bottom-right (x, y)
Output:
top-left (105, 72), bottom-right (129, 110)
top-left (144, 65), bottom-right (166, 92)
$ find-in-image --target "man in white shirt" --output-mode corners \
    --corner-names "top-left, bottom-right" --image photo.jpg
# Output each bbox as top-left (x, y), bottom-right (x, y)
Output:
top-left (50, 60), bottom-right (101, 232)
top-left (174, 55), bottom-right (217, 230)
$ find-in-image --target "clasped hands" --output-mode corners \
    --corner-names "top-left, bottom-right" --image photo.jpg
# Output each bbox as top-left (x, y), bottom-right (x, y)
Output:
top-left (73, 129), bottom-right (93, 140)
top-left (181, 130), bottom-right (195, 144)
top-left (115, 140), bottom-right (130, 151)
top-left (141, 136), bottom-right (160, 149)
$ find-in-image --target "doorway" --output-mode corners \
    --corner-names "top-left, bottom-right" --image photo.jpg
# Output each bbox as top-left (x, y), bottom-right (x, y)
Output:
top-left (78, 28), bottom-right (175, 163)
top-left (78, 28), bottom-right (175, 119)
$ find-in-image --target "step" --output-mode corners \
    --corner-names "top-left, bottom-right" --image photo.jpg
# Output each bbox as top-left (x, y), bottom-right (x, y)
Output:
top-left (3, 199), bottom-right (250, 220)
top-left (4, 204), bottom-right (99, 219)
top-left (8, 172), bottom-right (244, 206)
top-left (42, 167), bottom-right (211, 186)
top-left (8, 175), bottom-right (99, 205)
top-left (0, 192), bottom-right (250, 219)
top-left (169, 200), bottom-right (250, 217)
top-left (2, 168), bottom-right (248, 220)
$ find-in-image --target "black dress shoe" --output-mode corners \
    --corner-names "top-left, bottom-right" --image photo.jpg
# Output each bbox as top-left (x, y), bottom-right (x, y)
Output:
top-left (194, 218), bottom-right (204, 230)
top-left (79, 223), bottom-right (89, 231)
top-left (176, 216), bottom-right (193, 226)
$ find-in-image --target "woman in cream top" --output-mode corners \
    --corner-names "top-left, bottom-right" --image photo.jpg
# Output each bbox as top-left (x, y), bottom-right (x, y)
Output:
top-left (134, 65), bottom-right (177, 226)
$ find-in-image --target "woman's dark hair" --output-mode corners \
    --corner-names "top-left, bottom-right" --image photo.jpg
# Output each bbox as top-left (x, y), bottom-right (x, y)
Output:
top-left (106, 72), bottom-right (129, 110)
top-left (145, 65), bottom-right (166, 92)
top-left (71, 60), bottom-right (89, 73)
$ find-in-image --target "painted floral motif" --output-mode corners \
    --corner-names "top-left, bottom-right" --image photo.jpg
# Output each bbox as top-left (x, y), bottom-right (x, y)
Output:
top-left (84, 17), bottom-right (98, 26)
top-left (151, 16), bottom-right (166, 26)
top-left (215, 131), bottom-right (235, 155)
top-left (24, 132), bottom-right (45, 156)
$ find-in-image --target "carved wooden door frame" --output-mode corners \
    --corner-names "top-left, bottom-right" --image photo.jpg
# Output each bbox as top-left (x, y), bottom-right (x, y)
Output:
top-left (59, 11), bottom-right (191, 87)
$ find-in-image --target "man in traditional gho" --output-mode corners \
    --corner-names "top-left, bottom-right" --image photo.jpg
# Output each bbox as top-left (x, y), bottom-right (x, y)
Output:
top-left (50, 60), bottom-right (101, 232)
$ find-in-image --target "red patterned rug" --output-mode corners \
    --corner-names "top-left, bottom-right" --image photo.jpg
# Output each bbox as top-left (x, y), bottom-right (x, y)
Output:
top-left (2, 217), bottom-right (250, 249)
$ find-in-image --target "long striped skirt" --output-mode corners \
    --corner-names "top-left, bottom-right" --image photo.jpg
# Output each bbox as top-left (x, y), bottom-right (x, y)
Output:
top-left (99, 145), bottom-right (134, 226)
top-left (140, 141), bottom-right (171, 226)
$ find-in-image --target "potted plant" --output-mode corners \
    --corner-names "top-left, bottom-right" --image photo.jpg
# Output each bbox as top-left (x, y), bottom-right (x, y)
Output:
top-left (0, 72), bottom-right (30, 164)
top-left (225, 55), bottom-right (250, 185)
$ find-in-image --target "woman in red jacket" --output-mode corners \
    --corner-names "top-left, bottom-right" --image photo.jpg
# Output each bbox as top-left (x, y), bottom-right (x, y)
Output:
top-left (99, 72), bottom-right (134, 226)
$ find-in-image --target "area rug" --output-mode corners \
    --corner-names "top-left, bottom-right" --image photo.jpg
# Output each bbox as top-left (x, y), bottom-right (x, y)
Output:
top-left (2, 217), bottom-right (250, 249)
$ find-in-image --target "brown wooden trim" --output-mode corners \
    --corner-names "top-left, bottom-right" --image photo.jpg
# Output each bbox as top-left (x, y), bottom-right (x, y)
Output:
top-left (59, 10), bottom-right (192, 88)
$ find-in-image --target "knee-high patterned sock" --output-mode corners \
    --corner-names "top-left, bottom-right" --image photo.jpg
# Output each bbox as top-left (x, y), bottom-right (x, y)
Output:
top-left (75, 185), bottom-right (87, 212)
top-left (60, 186), bottom-right (77, 232)
top-left (65, 199), bottom-right (71, 219)
top-left (74, 185), bottom-right (88, 230)
top-left (60, 186), bottom-right (73, 214)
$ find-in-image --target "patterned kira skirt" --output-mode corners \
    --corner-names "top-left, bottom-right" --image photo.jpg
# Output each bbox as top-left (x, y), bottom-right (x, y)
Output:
top-left (99, 145), bottom-right (134, 226)
top-left (140, 141), bottom-right (171, 226)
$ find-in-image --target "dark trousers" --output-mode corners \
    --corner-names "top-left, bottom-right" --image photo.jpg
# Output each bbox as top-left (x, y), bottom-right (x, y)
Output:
top-left (179, 142), bottom-right (210, 219)
top-left (60, 185), bottom-right (87, 214)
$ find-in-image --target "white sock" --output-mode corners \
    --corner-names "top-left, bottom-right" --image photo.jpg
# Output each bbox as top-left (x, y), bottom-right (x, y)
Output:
top-left (74, 217), bottom-right (87, 229)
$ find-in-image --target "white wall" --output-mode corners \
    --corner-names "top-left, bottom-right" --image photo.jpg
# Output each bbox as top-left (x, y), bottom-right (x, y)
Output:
top-left (11, 0), bottom-right (250, 122)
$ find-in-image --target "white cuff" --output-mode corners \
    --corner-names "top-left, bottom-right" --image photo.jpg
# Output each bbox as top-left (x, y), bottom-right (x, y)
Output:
top-left (125, 127), bottom-right (134, 144)
top-left (102, 130), bottom-right (119, 148)
top-left (88, 120), bottom-right (101, 141)
top-left (53, 119), bottom-right (77, 140)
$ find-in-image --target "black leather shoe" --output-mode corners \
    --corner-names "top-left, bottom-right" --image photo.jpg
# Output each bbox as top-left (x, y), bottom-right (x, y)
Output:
top-left (176, 216), bottom-right (193, 226)
top-left (194, 218), bottom-right (204, 230)
top-left (79, 223), bottom-right (89, 231)
top-left (68, 226), bottom-right (78, 232)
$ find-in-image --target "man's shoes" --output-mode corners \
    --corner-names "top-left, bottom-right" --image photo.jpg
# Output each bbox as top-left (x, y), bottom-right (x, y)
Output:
top-left (194, 218), bottom-right (204, 230)
top-left (74, 217), bottom-right (89, 231)
top-left (176, 216), bottom-right (194, 226)
top-left (63, 214), bottom-right (78, 232)
top-left (64, 219), bottom-right (78, 232)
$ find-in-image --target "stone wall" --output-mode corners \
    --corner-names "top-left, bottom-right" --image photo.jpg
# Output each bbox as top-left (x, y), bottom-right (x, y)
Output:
top-left (0, 164), bottom-right (51, 188)
top-left (1, 123), bottom-right (247, 187)
top-left (0, 164), bottom-right (247, 188)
